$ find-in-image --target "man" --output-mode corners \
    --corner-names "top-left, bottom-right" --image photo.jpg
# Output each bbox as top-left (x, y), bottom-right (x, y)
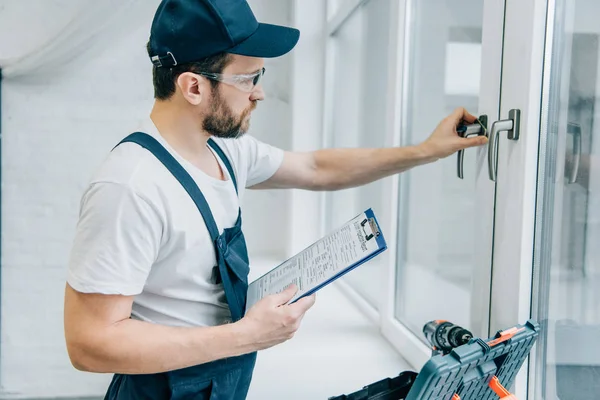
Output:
top-left (63, 0), bottom-right (487, 398)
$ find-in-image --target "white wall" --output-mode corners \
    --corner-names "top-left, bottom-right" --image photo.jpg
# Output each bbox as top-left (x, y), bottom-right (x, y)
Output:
top-left (237, 0), bottom-right (293, 260)
top-left (287, 0), bottom-right (327, 256)
top-left (0, 0), bottom-right (293, 397)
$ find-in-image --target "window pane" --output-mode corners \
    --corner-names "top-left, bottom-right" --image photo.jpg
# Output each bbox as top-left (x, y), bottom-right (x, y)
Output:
top-left (328, 0), bottom-right (341, 20)
top-left (533, 0), bottom-right (600, 398)
top-left (394, 0), bottom-right (484, 340)
top-left (327, 0), bottom-right (392, 309)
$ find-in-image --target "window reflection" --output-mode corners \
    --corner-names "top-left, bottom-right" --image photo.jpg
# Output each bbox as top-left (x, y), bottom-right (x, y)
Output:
top-left (534, 1), bottom-right (600, 398)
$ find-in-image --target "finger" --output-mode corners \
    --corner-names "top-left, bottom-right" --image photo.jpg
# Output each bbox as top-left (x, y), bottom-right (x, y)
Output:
top-left (265, 284), bottom-right (298, 306)
top-left (452, 107), bottom-right (476, 124)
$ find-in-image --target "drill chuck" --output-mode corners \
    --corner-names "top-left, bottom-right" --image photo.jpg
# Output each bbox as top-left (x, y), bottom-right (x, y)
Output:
top-left (423, 320), bottom-right (473, 354)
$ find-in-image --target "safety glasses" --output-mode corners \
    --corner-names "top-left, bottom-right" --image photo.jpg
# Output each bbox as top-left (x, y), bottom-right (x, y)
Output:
top-left (196, 67), bottom-right (266, 93)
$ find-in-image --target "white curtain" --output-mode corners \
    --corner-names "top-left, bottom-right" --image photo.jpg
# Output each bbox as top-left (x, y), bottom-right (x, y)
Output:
top-left (0, 0), bottom-right (158, 80)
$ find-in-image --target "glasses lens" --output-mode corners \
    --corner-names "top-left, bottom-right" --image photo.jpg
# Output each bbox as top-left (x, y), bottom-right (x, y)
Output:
top-left (253, 68), bottom-right (265, 86)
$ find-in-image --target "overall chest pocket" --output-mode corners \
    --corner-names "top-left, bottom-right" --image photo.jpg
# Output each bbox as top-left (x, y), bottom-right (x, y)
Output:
top-left (216, 224), bottom-right (250, 321)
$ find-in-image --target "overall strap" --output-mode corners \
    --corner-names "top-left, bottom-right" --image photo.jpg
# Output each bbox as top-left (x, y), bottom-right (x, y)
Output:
top-left (116, 132), bottom-right (220, 241)
top-left (207, 138), bottom-right (238, 194)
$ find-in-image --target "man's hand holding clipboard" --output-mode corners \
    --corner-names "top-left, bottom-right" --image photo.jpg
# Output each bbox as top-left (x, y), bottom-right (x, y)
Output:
top-left (239, 284), bottom-right (316, 351)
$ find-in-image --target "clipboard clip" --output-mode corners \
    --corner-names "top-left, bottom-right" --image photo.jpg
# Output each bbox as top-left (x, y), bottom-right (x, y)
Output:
top-left (361, 218), bottom-right (380, 241)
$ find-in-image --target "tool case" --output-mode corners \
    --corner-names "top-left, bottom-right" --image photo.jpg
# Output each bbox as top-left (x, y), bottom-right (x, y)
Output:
top-left (329, 320), bottom-right (540, 400)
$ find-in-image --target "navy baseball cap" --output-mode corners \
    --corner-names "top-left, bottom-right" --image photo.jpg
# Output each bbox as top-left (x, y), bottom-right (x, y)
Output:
top-left (149, 0), bottom-right (300, 68)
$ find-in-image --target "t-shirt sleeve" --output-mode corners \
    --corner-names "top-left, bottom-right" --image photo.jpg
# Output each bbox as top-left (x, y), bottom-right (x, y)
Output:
top-left (239, 135), bottom-right (284, 188)
top-left (67, 182), bottom-right (162, 295)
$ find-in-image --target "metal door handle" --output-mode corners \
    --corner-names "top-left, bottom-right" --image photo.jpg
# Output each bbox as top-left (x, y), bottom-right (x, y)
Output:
top-left (488, 109), bottom-right (521, 181)
top-left (567, 122), bottom-right (581, 184)
top-left (456, 115), bottom-right (488, 179)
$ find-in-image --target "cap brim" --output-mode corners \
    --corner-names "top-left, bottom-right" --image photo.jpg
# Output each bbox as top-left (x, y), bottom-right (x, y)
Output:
top-left (227, 23), bottom-right (300, 58)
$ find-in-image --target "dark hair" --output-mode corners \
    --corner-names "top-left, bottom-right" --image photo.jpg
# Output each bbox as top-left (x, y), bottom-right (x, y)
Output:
top-left (147, 42), bottom-right (232, 100)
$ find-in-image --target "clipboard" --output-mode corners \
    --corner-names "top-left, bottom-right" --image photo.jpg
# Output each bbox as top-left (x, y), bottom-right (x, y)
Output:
top-left (246, 208), bottom-right (387, 312)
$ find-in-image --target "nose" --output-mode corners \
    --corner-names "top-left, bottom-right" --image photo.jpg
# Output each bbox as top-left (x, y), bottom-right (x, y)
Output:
top-left (250, 84), bottom-right (265, 102)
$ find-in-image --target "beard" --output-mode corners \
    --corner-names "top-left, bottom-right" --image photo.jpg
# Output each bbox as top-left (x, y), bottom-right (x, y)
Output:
top-left (203, 86), bottom-right (257, 139)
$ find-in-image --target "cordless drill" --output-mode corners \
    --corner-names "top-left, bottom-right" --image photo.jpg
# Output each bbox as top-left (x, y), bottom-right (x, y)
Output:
top-left (423, 320), bottom-right (473, 356)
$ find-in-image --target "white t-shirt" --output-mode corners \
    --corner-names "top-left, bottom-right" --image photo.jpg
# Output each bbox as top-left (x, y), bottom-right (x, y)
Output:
top-left (67, 119), bottom-right (284, 327)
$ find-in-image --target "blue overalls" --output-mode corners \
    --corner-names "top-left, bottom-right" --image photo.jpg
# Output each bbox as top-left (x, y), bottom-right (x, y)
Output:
top-left (104, 132), bottom-right (257, 399)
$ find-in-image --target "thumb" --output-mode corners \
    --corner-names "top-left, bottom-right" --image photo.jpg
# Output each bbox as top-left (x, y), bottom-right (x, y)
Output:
top-left (272, 284), bottom-right (299, 306)
top-left (463, 135), bottom-right (488, 148)
top-left (290, 293), bottom-right (316, 314)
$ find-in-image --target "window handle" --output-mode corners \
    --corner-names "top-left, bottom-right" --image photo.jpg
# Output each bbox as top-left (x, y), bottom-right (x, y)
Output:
top-left (488, 109), bottom-right (521, 182)
top-left (566, 122), bottom-right (582, 184)
top-left (456, 115), bottom-right (488, 179)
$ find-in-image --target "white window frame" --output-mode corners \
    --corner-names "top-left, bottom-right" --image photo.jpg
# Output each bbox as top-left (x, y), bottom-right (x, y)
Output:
top-left (322, 2), bottom-right (552, 399)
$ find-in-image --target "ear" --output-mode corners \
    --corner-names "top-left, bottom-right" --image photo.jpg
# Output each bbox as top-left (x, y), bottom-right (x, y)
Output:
top-left (176, 72), bottom-right (206, 106)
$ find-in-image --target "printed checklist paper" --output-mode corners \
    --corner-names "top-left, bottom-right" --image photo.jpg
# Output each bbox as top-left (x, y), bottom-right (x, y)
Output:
top-left (246, 209), bottom-right (387, 311)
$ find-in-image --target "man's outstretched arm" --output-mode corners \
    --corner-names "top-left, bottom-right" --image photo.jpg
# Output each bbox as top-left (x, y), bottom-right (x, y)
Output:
top-left (252, 108), bottom-right (488, 191)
